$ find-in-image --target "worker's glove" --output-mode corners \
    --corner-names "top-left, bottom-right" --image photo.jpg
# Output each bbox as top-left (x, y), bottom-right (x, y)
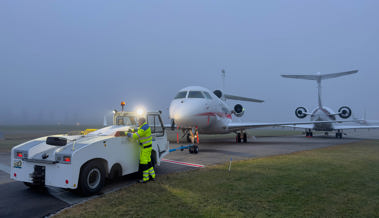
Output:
top-left (127, 132), bottom-right (132, 138)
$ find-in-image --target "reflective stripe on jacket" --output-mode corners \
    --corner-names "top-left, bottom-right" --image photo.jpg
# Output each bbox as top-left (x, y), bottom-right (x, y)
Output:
top-left (132, 122), bottom-right (152, 147)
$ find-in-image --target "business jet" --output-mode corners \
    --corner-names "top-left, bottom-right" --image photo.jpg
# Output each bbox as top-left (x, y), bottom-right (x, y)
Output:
top-left (281, 70), bottom-right (379, 138)
top-left (168, 86), bottom-right (342, 149)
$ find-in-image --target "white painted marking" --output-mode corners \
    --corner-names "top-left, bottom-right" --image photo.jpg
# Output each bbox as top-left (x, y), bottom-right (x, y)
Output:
top-left (0, 163), bottom-right (10, 174)
top-left (162, 158), bottom-right (205, 168)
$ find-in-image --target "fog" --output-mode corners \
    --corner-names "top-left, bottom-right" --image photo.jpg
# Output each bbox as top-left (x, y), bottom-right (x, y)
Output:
top-left (1, 1), bottom-right (378, 125)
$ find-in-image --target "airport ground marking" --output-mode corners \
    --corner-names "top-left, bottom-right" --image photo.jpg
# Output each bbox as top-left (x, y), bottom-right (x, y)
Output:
top-left (162, 158), bottom-right (205, 168)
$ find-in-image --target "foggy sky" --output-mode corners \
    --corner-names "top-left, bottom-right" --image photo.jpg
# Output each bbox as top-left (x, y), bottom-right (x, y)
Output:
top-left (1, 1), bottom-right (378, 125)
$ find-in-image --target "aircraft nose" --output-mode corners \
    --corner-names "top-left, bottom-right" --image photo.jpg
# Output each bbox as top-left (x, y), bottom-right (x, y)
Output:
top-left (170, 100), bottom-right (204, 126)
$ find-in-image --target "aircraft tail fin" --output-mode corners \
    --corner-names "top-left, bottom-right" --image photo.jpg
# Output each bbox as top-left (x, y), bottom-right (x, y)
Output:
top-left (281, 70), bottom-right (358, 108)
top-left (281, 70), bottom-right (358, 81)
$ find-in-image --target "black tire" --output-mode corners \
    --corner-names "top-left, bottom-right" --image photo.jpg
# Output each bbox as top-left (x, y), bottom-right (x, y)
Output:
top-left (336, 132), bottom-right (342, 139)
top-left (237, 133), bottom-right (241, 143)
top-left (193, 145), bottom-right (199, 154)
top-left (78, 160), bottom-right (106, 196)
top-left (189, 146), bottom-right (194, 153)
top-left (243, 133), bottom-right (247, 143)
top-left (109, 164), bottom-right (122, 180)
top-left (24, 182), bottom-right (45, 190)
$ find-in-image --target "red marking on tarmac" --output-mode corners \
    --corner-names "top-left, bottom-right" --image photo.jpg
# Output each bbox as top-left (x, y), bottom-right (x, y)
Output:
top-left (162, 159), bottom-right (205, 168)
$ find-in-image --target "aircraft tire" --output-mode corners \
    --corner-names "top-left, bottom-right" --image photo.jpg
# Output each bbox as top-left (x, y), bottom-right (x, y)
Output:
top-left (243, 133), bottom-right (247, 143)
top-left (236, 133), bottom-right (241, 143)
top-left (193, 145), bottom-right (199, 154)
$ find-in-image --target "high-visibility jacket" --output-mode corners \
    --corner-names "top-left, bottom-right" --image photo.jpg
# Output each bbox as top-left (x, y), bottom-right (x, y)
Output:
top-left (132, 122), bottom-right (152, 148)
top-left (130, 122), bottom-right (153, 166)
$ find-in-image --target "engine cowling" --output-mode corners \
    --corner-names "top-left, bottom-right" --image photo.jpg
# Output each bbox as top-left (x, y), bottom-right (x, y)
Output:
top-left (295, 107), bottom-right (307, 119)
top-left (338, 106), bottom-right (352, 119)
top-left (233, 104), bottom-right (245, 117)
top-left (213, 90), bottom-right (223, 99)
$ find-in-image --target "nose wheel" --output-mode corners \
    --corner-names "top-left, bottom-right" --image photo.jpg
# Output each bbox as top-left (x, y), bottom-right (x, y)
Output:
top-left (189, 145), bottom-right (199, 154)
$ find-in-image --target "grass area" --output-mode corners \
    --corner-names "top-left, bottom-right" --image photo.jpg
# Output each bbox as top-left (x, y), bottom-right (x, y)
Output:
top-left (56, 140), bottom-right (379, 217)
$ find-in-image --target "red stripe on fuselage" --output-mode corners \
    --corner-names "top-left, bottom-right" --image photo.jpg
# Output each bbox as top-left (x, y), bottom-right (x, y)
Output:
top-left (195, 112), bottom-right (232, 119)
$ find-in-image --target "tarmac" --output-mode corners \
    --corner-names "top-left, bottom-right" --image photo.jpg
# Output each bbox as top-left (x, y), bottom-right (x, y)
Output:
top-left (0, 129), bottom-right (378, 217)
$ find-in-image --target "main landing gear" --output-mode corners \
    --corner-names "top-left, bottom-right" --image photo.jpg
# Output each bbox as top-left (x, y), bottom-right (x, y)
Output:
top-left (236, 131), bottom-right (247, 143)
top-left (336, 130), bottom-right (343, 139)
top-left (305, 129), bottom-right (313, 137)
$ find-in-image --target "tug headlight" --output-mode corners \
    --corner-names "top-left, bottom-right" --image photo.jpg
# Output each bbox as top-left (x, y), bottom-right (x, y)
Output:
top-left (136, 107), bottom-right (146, 117)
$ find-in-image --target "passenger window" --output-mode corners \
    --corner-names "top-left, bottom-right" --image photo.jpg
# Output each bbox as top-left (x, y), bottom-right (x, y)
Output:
top-left (188, 91), bottom-right (205, 98)
top-left (174, 91), bottom-right (187, 99)
top-left (203, 92), bottom-right (212, 99)
top-left (147, 115), bottom-right (164, 137)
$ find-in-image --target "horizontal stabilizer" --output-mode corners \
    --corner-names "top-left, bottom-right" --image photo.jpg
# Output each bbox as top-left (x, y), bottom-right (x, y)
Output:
top-left (281, 70), bottom-right (358, 81)
top-left (224, 94), bottom-right (264, 103)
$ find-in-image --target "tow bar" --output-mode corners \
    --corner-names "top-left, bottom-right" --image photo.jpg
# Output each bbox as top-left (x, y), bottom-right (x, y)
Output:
top-left (169, 144), bottom-right (199, 154)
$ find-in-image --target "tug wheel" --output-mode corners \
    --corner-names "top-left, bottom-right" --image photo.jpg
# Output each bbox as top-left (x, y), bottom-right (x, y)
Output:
top-left (78, 160), bottom-right (106, 196)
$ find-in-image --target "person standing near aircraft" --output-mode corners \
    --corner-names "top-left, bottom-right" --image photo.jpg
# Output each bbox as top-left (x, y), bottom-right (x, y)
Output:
top-left (127, 117), bottom-right (156, 183)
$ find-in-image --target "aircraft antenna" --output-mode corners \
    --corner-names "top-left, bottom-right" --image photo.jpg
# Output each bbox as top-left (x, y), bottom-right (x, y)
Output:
top-left (221, 69), bottom-right (226, 91)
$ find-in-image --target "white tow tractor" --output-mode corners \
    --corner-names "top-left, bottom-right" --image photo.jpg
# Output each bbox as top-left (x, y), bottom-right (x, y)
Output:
top-left (10, 110), bottom-right (169, 195)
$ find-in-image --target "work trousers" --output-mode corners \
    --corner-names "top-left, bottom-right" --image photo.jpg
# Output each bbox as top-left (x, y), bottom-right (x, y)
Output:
top-left (139, 146), bottom-right (156, 182)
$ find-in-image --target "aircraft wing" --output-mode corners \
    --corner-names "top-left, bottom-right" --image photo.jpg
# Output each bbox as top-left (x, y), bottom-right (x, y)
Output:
top-left (332, 125), bottom-right (379, 130)
top-left (281, 124), bottom-right (314, 129)
top-left (227, 121), bottom-right (340, 131)
top-left (280, 124), bottom-right (379, 130)
top-left (224, 94), bottom-right (264, 103)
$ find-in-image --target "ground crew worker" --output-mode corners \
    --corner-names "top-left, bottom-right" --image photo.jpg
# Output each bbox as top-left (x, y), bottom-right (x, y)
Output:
top-left (126, 117), bottom-right (156, 183)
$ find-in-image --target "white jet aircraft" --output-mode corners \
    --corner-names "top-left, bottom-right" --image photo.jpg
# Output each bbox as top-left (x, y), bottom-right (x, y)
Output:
top-left (168, 86), bottom-right (344, 148)
top-left (281, 70), bottom-right (379, 138)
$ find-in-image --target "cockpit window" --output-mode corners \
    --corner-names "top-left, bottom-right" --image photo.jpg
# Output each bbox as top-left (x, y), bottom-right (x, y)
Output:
top-left (174, 91), bottom-right (187, 99)
top-left (203, 92), bottom-right (212, 99)
top-left (188, 91), bottom-right (205, 98)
